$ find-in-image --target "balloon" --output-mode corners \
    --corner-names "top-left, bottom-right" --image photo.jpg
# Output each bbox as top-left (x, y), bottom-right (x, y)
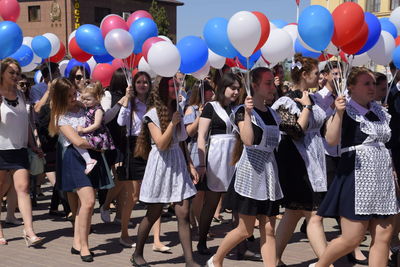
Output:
top-left (104, 29), bottom-right (134, 59)
top-left (34, 70), bottom-right (42, 84)
top-left (368, 31), bottom-right (396, 66)
top-left (49, 41), bottom-right (66, 63)
top-left (76, 24), bottom-right (107, 55)
top-left (192, 61), bottom-right (210, 80)
top-left (208, 49), bottom-right (225, 69)
top-left (158, 35), bottom-right (173, 43)
top-left (0, 21), bottom-right (23, 59)
top-left (93, 53), bottom-right (114, 63)
top-left (64, 58), bottom-right (91, 77)
top-left (92, 63), bottom-right (114, 87)
top-left (396, 36), bottom-right (400, 47)
top-left (147, 41), bottom-right (181, 77)
top-left (138, 57), bottom-right (156, 78)
top-left (356, 12), bottom-right (381, 55)
top-left (227, 11), bottom-right (261, 57)
top-left (142, 37), bottom-right (165, 61)
top-left (23, 36), bottom-right (33, 46)
top-left (295, 39), bottom-right (321, 58)
top-left (127, 10), bottom-right (153, 28)
top-left (101, 15), bottom-right (128, 37)
top-left (332, 2), bottom-right (365, 47)
top-left (125, 53), bottom-right (142, 69)
top-left (347, 52), bottom-right (371, 66)
top-left (177, 36), bottom-right (209, 74)
top-left (68, 30), bottom-right (76, 44)
top-left (87, 57), bottom-right (97, 74)
top-left (392, 46), bottom-right (400, 69)
top-left (252, 11), bottom-right (270, 53)
top-left (390, 7), bottom-right (400, 34)
top-left (261, 29), bottom-right (294, 63)
top-left (32, 35), bottom-right (52, 59)
top-left (10, 45), bottom-right (33, 67)
top-left (129, 17), bottom-right (158, 54)
top-left (283, 24), bottom-right (298, 44)
top-left (58, 60), bottom-right (69, 77)
top-left (0, 0), bottom-right (20, 22)
top-left (69, 37), bottom-right (92, 62)
top-left (43, 33), bottom-right (60, 57)
top-left (111, 58), bottom-right (125, 71)
top-left (203, 17), bottom-right (238, 58)
top-left (341, 22), bottom-right (369, 55)
top-left (298, 5), bottom-right (334, 51)
top-left (22, 36), bottom-right (42, 69)
top-left (380, 18), bottom-right (398, 39)
top-left (271, 19), bottom-right (288, 29)
top-left (238, 50), bottom-right (261, 69)
top-left (325, 42), bottom-right (339, 55)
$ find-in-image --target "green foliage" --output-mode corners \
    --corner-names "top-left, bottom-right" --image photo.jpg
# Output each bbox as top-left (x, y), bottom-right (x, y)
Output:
top-left (149, 0), bottom-right (170, 37)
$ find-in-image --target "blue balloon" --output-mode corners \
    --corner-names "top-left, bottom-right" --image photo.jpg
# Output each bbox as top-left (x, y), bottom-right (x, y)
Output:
top-left (380, 18), bottom-right (397, 39)
top-left (298, 5), bottom-right (334, 51)
top-left (356, 13), bottom-right (381, 55)
top-left (31, 36), bottom-right (52, 59)
top-left (238, 50), bottom-right (261, 69)
top-left (271, 19), bottom-right (288, 29)
top-left (10, 45), bottom-right (34, 67)
top-left (0, 21), bottom-right (23, 60)
top-left (203, 17), bottom-right (238, 58)
top-left (393, 46), bottom-right (400, 69)
top-left (177, 36), bottom-right (209, 74)
top-left (94, 53), bottom-right (114, 63)
top-left (64, 59), bottom-right (91, 78)
top-left (295, 39), bottom-right (321, 58)
top-left (34, 70), bottom-right (42, 84)
top-left (76, 24), bottom-right (107, 55)
top-left (129, 18), bottom-right (158, 54)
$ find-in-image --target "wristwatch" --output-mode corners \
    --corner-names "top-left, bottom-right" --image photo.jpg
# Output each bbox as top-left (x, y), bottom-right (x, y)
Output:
top-left (303, 105), bottom-right (313, 110)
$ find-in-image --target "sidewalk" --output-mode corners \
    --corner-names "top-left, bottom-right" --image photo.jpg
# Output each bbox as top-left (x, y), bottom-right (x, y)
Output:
top-left (0, 183), bottom-right (368, 267)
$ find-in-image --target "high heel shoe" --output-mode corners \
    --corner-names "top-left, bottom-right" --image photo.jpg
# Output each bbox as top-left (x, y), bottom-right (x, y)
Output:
top-left (130, 256), bottom-right (150, 267)
top-left (22, 229), bottom-right (44, 247)
top-left (346, 252), bottom-right (368, 265)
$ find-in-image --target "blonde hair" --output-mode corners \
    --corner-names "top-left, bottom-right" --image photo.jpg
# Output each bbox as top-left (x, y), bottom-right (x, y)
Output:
top-left (81, 81), bottom-right (104, 102)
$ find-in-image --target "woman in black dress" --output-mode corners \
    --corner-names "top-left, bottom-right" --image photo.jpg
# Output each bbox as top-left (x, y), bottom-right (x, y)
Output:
top-left (313, 67), bottom-right (398, 267)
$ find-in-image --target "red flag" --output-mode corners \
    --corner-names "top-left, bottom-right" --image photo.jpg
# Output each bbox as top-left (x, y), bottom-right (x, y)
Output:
top-left (295, 0), bottom-right (300, 6)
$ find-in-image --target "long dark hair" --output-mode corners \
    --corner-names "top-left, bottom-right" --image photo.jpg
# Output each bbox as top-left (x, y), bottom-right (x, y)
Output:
top-left (131, 71), bottom-right (151, 111)
top-left (215, 71), bottom-right (243, 106)
top-left (188, 80), bottom-right (213, 107)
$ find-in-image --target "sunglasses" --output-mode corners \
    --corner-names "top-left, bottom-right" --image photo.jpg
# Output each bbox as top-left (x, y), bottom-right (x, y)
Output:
top-left (18, 82), bottom-right (29, 87)
top-left (75, 75), bottom-right (83, 81)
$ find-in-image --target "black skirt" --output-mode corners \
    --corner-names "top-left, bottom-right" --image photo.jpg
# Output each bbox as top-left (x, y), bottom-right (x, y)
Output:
top-left (224, 175), bottom-right (280, 217)
top-left (118, 136), bottom-right (147, 181)
top-left (0, 148), bottom-right (29, 170)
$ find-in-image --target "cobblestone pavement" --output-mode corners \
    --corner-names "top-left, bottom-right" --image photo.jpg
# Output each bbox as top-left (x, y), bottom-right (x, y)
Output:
top-left (0, 183), bottom-right (369, 267)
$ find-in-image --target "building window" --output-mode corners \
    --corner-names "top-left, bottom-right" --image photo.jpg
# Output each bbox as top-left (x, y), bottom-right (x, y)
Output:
top-left (94, 7), bottom-right (111, 23)
top-left (392, 0), bottom-right (400, 9)
top-left (28, 6), bottom-right (41, 22)
top-left (367, 0), bottom-right (381, 12)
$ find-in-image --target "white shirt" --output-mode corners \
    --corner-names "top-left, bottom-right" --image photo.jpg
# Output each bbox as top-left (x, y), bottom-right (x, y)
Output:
top-left (117, 98), bottom-right (146, 136)
top-left (57, 109), bottom-right (86, 147)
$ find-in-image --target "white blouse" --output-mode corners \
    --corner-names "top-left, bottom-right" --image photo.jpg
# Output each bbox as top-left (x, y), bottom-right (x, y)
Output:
top-left (117, 98), bottom-right (146, 136)
top-left (57, 108), bottom-right (86, 147)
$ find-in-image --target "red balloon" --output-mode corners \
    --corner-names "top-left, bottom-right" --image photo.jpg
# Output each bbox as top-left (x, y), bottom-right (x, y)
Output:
top-left (339, 51), bottom-right (348, 63)
top-left (111, 58), bottom-right (125, 71)
top-left (332, 2), bottom-right (364, 47)
top-left (396, 36), bottom-right (400, 47)
top-left (225, 58), bottom-right (236, 68)
top-left (318, 54), bottom-right (333, 62)
top-left (341, 22), bottom-right (369, 55)
top-left (127, 10), bottom-right (153, 28)
top-left (101, 15), bottom-right (128, 37)
top-left (48, 42), bottom-right (66, 63)
top-left (142, 37), bottom-right (165, 61)
top-left (252, 11), bottom-right (270, 54)
top-left (128, 52), bottom-right (142, 68)
top-left (69, 38), bottom-right (91, 62)
top-left (0, 0), bottom-right (20, 22)
top-left (92, 63), bottom-right (114, 87)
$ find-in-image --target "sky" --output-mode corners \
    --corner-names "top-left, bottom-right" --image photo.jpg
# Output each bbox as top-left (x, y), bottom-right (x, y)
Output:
top-left (176, 0), bottom-right (311, 41)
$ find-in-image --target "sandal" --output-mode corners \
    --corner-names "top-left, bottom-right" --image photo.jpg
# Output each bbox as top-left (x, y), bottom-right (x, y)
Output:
top-left (0, 237), bottom-right (7, 245)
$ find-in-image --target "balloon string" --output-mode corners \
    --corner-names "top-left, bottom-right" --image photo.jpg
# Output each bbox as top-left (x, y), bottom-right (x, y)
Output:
top-left (48, 60), bottom-right (53, 81)
top-left (246, 57), bottom-right (251, 96)
top-left (173, 77), bottom-right (180, 113)
top-left (200, 79), bottom-right (204, 105)
top-left (384, 69), bottom-right (398, 105)
top-left (322, 52), bottom-right (340, 96)
top-left (121, 58), bottom-right (131, 86)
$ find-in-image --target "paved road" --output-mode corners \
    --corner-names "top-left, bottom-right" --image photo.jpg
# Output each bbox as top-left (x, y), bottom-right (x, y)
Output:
top-left (0, 183), bottom-right (368, 267)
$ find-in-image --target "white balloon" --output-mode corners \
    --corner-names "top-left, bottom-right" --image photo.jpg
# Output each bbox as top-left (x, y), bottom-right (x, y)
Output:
top-left (86, 57), bottom-right (97, 75)
top-left (208, 49), bottom-right (225, 69)
top-left (100, 14), bottom-right (122, 29)
top-left (368, 31), bottom-right (395, 66)
top-left (261, 29), bottom-right (294, 63)
top-left (254, 57), bottom-right (268, 68)
top-left (23, 37), bottom-right (33, 46)
top-left (104, 29), bottom-right (134, 59)
top-left (325, 42), bottom-right (339, 55)
top-left (348, 53), bottom-right (371, 67)
top-left (270, 22), bottom-right (277, 31)
top-left (227, 11), bottom-right (261, 57)
top-left (147, 41), bottom-right (181, 77)
top-left (283, 24), bottom-right (298, 44)
top-left (43, 33), bottom-right (61, 57)
top-left (21, 61), bottom-right (37, 72)
top-left (59, 60), bottom-right (69, 77)
top-left (192, 61), bottom-right (210, 80)
top-left (138, 57), bottom-right (156, 78)
top-left (390, 7), bottom-right (400, 34)
top-left (318, 61), bottom-right (327, 72)
top-left (68, 30), bottom-right (76, 44)
top-left (158, 35), bottom-right (173, 43)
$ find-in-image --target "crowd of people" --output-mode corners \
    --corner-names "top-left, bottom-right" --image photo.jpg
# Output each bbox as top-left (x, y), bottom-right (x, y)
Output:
top-left (0, 53), bottom-right (399, 267)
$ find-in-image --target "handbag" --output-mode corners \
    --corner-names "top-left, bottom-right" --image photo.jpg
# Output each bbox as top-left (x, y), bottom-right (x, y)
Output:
top-left (28, 148), bottom-right (45, 176)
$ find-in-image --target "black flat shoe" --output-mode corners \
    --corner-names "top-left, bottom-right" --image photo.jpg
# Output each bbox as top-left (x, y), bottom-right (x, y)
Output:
top-left (80, 253), bottom-right (94, 262)
top-left (71, 247), bottom-right (94, 256)
top-left (197, 244), bottom-right (211, 255)
top-left (347, 253), bottom-right (368, 265)
top-left (130, 256), bottom-right (150, 267)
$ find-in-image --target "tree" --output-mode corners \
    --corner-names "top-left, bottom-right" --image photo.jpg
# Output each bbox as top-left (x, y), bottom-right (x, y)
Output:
top-left (149, 0), bottom-right (173, 40)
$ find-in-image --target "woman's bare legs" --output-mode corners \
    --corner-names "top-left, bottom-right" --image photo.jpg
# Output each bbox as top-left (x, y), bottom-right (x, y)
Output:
top-left (0, 170), bottom-right (11, 240)
top-left (369, 217), bottom-right (394, 267)
top-left (5, 174), bottom-right (19, 222)
top-left (304, 211), bottom-right (328, 258)
top-left (74, 186), bottom-right (95, 256)
top-left (120, 180), bottom-right (141, 244)
top-left (259, 215), bottom-right (277, 267)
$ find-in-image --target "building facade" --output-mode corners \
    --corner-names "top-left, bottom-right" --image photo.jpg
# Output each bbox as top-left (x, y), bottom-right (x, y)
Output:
top-left (14, 0), bottom-right (183, 53)
top-left (311, 0), bottom-right (399, 17)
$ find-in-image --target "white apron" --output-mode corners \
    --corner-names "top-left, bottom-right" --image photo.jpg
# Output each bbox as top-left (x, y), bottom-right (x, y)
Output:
top-left (234, 108), bottom-right (284, 201)
top-left (342, 102), bottom-right (399, 215)
top-left (206, 101), bottom-right (236, 192)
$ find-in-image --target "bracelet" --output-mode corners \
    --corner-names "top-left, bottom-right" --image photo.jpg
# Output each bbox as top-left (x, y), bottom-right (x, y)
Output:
top-left (302, 105), bottom-right (313, 110)
top-left (197, 165), bottom-right (206, 168)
